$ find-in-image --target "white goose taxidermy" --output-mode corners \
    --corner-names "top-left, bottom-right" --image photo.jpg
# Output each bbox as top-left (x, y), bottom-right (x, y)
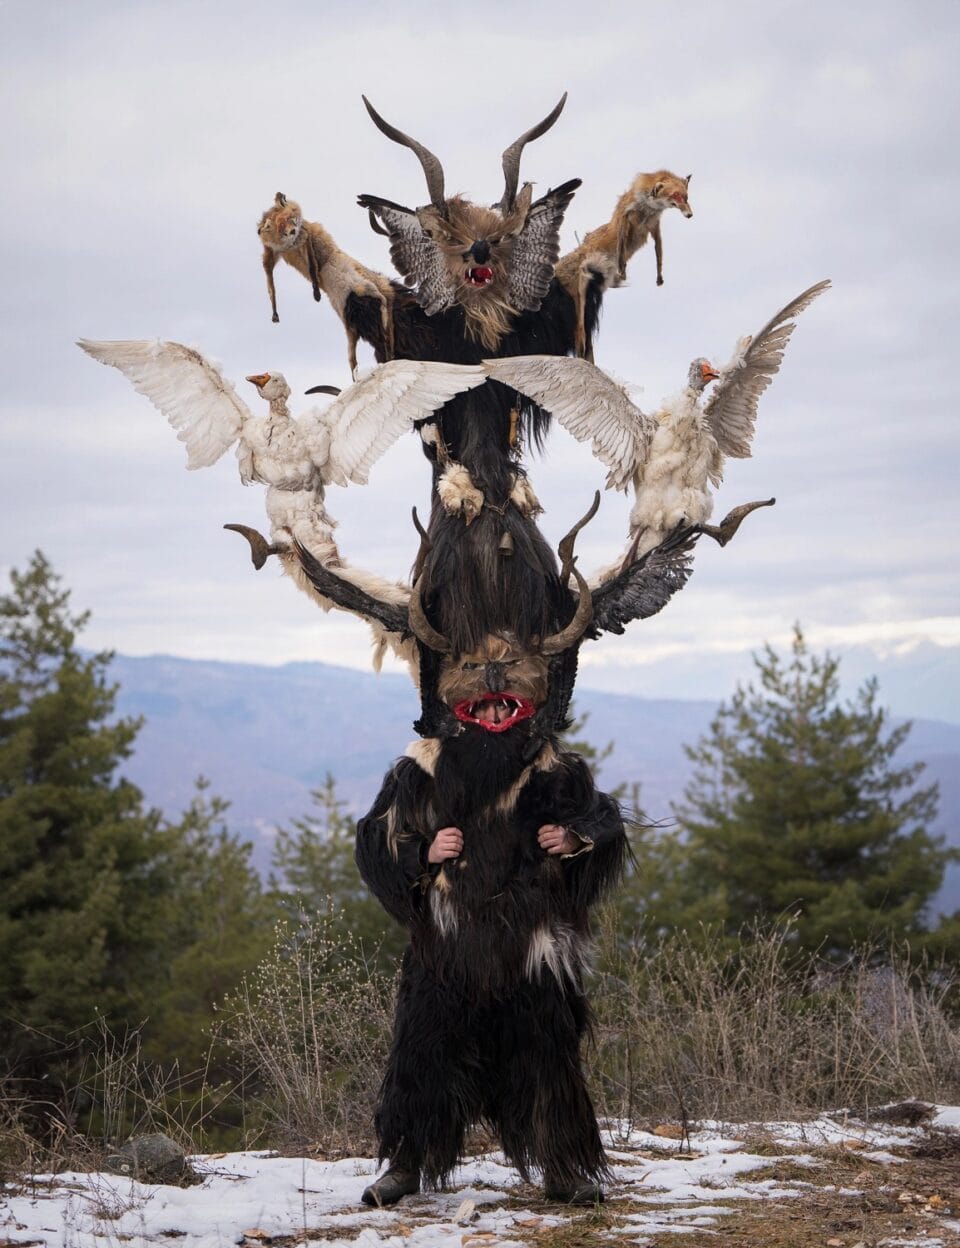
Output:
top-left (485, 279), bottom-right (830, 579)
top-left (78, 339), bottom-right (487, 668)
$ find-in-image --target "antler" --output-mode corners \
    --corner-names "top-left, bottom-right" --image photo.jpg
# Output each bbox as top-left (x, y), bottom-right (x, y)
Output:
top-left (411, 506), bottom-right (432, 581)
top-left (499, 92), bottom-right (568, 214)
top-left (362, 95), bottom-right (446, 214)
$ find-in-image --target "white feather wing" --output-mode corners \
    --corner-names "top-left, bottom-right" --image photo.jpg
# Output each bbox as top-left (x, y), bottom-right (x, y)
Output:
top-left (484, 356), bottom-right (654, 491)
top-left (702, 279), bottom-right (831, 459)
top-left (325, 360), bottom-right (488, 485)
top-left (78, 339), bottom-right (250, 469)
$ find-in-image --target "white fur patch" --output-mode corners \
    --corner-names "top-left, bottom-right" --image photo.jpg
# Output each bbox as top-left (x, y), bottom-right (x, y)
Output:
top-left (429, 883), bottom-right (458, 937)
top-left (438, 463), bottom-right (484, 521)
top-left (509, 475), bottom-right (543, 517)
top-left (405, 737), bottom-right (441, 776)
top-left (524, 923), bottom-right (582, 985)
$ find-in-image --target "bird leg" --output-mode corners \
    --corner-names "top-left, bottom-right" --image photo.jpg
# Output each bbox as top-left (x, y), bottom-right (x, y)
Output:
top-left (697, 497), bottom-right (776, 547)
top-left (224, 523), bottom-right (288, 570)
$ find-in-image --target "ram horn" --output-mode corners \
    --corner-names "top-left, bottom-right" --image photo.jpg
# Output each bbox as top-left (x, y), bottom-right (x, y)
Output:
top-left (407, 576), bottom-right (451, 654)
top-left (499, 92), bottom-right (568, 214)
top-left (362, 95), bottom-right (446, 214)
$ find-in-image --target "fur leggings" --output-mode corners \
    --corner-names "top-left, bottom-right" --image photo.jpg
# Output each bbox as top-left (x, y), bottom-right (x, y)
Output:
top-left (375, 949), bottom-right (608, 1189)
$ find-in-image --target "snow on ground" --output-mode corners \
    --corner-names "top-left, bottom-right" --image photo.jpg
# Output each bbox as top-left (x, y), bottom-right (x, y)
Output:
top-left (1, 1110), bottom-right (958, 1247)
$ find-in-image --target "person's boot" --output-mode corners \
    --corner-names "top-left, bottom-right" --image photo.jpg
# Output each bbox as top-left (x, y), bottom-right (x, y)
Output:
top-left (543, 1175), bottom-right (604, 1205)
top-left (360, 1165), bottom-right (421, 1207)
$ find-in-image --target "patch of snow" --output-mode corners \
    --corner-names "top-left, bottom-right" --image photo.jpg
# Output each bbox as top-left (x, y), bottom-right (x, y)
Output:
top-left (2, 1109), bottom-right (957, 1247)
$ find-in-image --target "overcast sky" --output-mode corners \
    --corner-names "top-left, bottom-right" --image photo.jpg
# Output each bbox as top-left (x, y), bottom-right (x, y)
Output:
top-left (2, 0), bottom-right (958, 720)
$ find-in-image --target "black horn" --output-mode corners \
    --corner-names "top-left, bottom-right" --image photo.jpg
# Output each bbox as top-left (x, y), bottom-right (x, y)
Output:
top-left (362, 96), bottom-right (446, 214)
top-left (499, 92), bottom-right (568, 213)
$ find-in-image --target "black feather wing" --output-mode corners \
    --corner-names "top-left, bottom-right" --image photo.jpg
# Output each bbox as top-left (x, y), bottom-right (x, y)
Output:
top-left (293, 540), bottom-right (408, 634)
top-left (590, 525), bottom-right (698, 636)
top-left (509, 178), bottom-right (581, 312)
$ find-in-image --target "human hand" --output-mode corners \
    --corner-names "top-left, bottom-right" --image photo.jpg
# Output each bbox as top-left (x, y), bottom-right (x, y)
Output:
top-left (428, 826), bottom-right (464, 864)
top-left (538, 823), bottom-right (580, 855)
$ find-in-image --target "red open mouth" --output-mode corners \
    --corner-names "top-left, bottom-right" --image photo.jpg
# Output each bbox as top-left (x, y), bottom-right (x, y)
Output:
top-left (452, 692), bottom-right (536, 733)
top-left (465, 265), bottom-right (494, 288)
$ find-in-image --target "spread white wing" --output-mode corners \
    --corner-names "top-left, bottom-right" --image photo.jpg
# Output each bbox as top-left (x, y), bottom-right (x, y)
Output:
top-left (483, 355), bottom-right (655, 491)
top-left (325, 360), bottom-right (488, 485)
top-left (703, 279), bottom-right (831, 459)
top-left (78, 339), bottom-right (251, 469)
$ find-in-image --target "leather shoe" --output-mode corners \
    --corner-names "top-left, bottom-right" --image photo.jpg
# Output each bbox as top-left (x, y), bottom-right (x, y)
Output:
top-left (360, 1166), bottom-right (421, 1207)
top-left (544, 1178), bottom-right (604, 1205)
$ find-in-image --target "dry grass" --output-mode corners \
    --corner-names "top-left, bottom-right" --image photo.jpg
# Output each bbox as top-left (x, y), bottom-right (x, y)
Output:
top-left (590, 922), bottom-right (960, 1128)
top-left (3, 915), bottom-right (958, 1189)
top-left (217, 910), bottom-right (396, 1155)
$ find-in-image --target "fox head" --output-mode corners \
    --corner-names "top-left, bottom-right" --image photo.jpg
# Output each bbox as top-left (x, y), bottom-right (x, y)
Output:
top-left (257, 192), bottom-right (303, 252)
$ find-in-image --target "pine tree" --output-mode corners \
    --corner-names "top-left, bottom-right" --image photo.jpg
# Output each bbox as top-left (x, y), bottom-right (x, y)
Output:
top-left (145, 781), bottom-right (277, 1069)
top-left (270, 775), bottom-right (405, 964)
top-left (0, 553), bottom-right (172, 1083)
top-left (671, 627), bottom-right (953, 955)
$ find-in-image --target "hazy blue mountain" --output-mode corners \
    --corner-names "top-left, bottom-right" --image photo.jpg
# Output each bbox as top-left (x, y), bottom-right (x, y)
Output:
top-left (109, 653), bottom-right (960, 917)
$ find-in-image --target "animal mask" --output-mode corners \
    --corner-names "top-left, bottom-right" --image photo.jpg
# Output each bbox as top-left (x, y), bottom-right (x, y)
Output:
top-left (358, 95), bottom-right (580, 348)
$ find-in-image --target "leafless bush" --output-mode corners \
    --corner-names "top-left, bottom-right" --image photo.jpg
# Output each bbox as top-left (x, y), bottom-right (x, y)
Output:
top-left (590, 918), bottom-right (960, 1129)
top-left (0, 1019), bottom-right (232, 1183)
top-left (217, 907), bottom-right (396, 1155)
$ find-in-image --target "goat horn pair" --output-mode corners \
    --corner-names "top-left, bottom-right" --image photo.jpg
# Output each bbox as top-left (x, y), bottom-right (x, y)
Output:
top-left (407, 567), bottom-right (592, 659)
top-left (362, 93), bottom-right (568, 219)
top-left (405, 491), bottom-right (595, 658)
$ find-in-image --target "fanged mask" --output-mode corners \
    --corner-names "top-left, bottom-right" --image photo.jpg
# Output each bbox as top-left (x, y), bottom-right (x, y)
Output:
top-left (437, 637), bottom-right (548, 734)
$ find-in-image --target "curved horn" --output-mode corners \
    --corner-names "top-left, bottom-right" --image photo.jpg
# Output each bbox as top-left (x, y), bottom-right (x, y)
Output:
top-left (541, 563), bottom-right (593, 656)
top-left (407, 577), bottom-right (451, 654)
top-left (362, 95), bottom-right (446, 213)
top-left (411, 506), bottom-right (432, 581)
top-left (499, 92), bottom-right (568, 213)
top-left (557, 489), bottom-right (600, 584)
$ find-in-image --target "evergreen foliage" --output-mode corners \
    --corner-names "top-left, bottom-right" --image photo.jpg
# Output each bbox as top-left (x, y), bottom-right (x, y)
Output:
top-left (145, 782), bottom-right (276, 1069)
top-left (661, 626), bottom-right (954, 954)
top-left (0, 553), bottom-right (274, 1128)
top-left (0, 553), bottom-right (173, 1085)
top-left (270, 775), bottom-right (405, 965)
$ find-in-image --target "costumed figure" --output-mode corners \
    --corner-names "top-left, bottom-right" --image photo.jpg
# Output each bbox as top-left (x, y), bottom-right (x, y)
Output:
top-left (80, 87), bottom-right (829, 1214)
top-left (290, 502), bottom-right (732, 1205)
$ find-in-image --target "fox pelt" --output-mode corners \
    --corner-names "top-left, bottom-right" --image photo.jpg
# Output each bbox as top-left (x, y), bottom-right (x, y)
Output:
top-left (258, 191), bottom-right (395, 373)
top-left (555, 170), bottom-right (693, 359)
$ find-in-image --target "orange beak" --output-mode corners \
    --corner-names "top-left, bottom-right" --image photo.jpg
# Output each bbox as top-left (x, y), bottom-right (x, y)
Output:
top-left (245, 373), bottom-right (271, 388)
top-left (701, 363), bottom-right (720, 383)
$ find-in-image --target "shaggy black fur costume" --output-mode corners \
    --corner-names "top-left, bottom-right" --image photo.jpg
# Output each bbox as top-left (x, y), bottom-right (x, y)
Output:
top-left (346, 278), bottom-right (607, 653)
top-left (356, 723), bottom-right (627, 1190)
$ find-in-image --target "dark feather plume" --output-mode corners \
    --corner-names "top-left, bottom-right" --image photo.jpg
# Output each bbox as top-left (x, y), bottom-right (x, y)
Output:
top-left (591, 524), bottom-right (698, 636)
top-left (293, 540), bottom-right (408, 636)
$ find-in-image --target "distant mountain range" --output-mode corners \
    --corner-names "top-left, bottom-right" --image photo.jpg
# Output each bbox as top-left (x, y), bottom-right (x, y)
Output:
top-left (109, 653), bottom-right (960, 918)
